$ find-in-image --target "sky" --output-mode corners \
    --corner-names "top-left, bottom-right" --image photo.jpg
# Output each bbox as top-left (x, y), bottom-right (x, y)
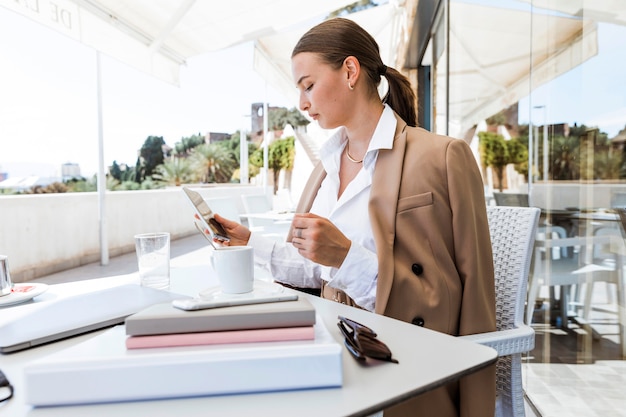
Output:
top-left (517, 22), bottom-right (626, 136)
top-left (0, 6), bottom-right (294, 178)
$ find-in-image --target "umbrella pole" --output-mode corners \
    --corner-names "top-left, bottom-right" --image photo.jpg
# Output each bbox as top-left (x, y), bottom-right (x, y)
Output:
top-left (96, 51), bottom-right (109, 266)
top-left (263, 96), bottom-right (269, 189)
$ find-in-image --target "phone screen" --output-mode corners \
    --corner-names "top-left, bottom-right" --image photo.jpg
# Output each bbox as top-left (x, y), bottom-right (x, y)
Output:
top-left (183, 187), bottom-right (230, 241)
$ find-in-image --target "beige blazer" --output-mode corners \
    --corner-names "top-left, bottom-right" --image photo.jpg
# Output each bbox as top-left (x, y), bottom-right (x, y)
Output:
top-left (292, 113), bottom-right (496, 417)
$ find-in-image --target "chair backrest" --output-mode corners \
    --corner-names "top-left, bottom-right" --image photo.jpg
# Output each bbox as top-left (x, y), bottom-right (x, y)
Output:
top-left (204, 197), bottom-right (241, 222)
top-left (536, 225), bottom-right (569, 259)
top-left (615, 207), bottom-right (626, 240)
top-left (486, 206), bottom-right (540, 332)
top-left (241, 194), bottom-right (274, 227)
top-left (487, 206), bottom-right (540, 417)
top-left (493, 192), bottom-right (530, 207)
top-left (241, 194), bottom-right (272, 213)
top-left (592, 226), bottom-right (620, 263)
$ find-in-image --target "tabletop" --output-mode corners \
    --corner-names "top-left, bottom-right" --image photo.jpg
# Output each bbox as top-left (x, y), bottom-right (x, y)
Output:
top-left (0, 264), bottom-right (497, 417)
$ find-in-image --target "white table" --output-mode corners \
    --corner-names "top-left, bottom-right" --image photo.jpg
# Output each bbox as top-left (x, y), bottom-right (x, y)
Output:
top-left (0, 264), bottom-right (497, 417)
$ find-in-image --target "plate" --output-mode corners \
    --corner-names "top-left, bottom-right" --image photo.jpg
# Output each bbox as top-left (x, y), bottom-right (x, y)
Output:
top-left (0, 283), bottom-right (49, 307)
top-left (198, 280), bottom-right (286, 302)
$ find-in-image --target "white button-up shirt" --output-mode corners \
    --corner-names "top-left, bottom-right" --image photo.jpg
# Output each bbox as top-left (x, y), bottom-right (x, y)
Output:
top-left (249, 104), bottom-right (397, 311)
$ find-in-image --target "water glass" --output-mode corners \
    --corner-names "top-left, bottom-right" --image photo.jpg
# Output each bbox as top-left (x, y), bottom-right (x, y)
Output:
top-left (134, 233), bottom-right (170, 290)
top-left (0, 255), bottom-right (12, 297)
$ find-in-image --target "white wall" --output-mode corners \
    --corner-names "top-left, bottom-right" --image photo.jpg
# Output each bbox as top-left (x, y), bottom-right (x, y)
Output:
top-left (0, 185), bottom-right (271, 282)
top-left (530, 182), bottom-right (626, 210)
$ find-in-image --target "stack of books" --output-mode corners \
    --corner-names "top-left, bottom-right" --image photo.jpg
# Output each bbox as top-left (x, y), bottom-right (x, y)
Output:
top-left (24, 296), bottom-right (343, 406)
top-left (125, 296), bottom-right (317, 349)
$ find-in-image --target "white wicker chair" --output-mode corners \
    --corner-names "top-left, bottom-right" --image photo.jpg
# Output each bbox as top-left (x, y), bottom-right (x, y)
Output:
top-left (461, 206), bottom-right (540, 417)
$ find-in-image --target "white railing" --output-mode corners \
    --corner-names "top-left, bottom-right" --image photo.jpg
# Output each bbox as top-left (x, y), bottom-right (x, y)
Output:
top-left (1, 185), bottom-right (272, 282)
top-left (530, 182), bottom-right (626, 210)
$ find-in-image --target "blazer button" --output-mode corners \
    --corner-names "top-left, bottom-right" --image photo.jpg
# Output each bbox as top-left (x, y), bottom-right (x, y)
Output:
top-left (411, 263), bottom-right (424, 276)
top-left (412, 317), bottom-right (425, 327)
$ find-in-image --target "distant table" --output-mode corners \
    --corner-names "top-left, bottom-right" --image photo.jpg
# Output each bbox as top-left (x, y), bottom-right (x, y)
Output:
top-left (239, 211), bottom-right (295, 222)
top-left (541, 208), bottom-right (620, 238)
top-left (1, 265), bottom-right (497, 417)
top-left (533, 234), bottom-right (612, 328)
top-left (240, 211), bottom-right (293, 239)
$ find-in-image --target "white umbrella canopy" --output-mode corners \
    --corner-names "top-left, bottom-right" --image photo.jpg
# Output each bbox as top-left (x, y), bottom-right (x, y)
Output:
top-left (254, 2), bottom-right (409, 105)
top-left (518, 0), bottom-right (626, 27)
top-left (445, 2), bottom-right (599, 136)
top-left (254, 1), bottom-right (599, 139)
top-left (0, 0), bottom-right (359, 86)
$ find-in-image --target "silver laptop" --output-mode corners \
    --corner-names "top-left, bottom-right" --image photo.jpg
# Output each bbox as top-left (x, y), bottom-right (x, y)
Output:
top-left (0, 284), bottom-right (185, 353)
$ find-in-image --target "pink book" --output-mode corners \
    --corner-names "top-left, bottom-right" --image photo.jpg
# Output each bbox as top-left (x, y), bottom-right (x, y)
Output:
top-left (126, 326), bottom-right (315, 349)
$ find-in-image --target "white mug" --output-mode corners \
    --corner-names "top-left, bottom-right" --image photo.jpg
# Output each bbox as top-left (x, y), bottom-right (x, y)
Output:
top-left (210, 246), bottom-right (254, 294)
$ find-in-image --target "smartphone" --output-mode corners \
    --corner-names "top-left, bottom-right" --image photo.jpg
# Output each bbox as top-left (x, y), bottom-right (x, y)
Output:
top-left (182, 187), bottom-right (230, 242)
top-left (172, 293), bottom-right (299, 311)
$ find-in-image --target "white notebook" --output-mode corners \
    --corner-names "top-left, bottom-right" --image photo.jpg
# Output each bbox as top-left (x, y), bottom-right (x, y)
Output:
top-left (24, 318), bottom-right (342, 406)
top-left (0, 284), bottom-right (184, 353)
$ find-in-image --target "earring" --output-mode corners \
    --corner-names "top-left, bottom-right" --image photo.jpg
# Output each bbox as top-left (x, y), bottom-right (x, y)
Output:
top-left (348, 82), bottom-right (354, 91)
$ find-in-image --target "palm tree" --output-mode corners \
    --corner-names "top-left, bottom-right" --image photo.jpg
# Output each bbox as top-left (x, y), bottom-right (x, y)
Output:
top-left (479, 131), bottom-right (509, 192)
top-left (153, 157), bottom-right (195, 186)
top-left (268, 136), bottom-right (295, 194)
top-left (479, 132), bottom-right (528, 191)
top-left (190, 143), bottom-right (236, 183)
top-left (593, 148), bottom-right (622, 180)
top-left (551, 135), bottom-right (580, 180)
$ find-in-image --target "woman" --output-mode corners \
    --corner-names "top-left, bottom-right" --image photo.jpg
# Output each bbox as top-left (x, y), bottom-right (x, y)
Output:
top-left (215, 17), bottom-right (496, 417)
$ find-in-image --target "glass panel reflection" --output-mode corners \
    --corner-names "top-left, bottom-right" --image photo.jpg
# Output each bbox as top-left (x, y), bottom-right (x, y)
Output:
top-left (419, 1), bottom-right (626, 414)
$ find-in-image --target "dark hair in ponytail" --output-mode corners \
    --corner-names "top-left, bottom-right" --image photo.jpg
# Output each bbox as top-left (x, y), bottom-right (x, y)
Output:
top-left (292, 17), bottom-right (417, 127)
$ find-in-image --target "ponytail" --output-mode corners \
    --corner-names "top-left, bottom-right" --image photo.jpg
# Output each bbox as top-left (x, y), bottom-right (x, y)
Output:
top-left (293, 18), bottom-right (417, 127)
top-left (383, 66), bottom-right (417, 127)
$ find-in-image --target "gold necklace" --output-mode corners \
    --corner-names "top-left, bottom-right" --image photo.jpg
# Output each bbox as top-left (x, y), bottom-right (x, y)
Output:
top-left (345, 143), bottom-right (363, 164)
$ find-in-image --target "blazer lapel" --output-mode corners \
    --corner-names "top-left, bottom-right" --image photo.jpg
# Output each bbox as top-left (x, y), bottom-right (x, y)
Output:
top-left (287, 162), bottom-right (326, 242)
top-left (370, 115), bottom-right (407, 314)
top-left (289, 115), bottom-right (407, 315)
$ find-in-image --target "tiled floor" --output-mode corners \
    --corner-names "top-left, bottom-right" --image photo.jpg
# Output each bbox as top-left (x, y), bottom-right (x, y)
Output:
top-left (523, 296), bottom-right (626, 417)
top-left (524, 360), bottom-right (626, 417)
top-left (31, 234), bottom-right (625, 417)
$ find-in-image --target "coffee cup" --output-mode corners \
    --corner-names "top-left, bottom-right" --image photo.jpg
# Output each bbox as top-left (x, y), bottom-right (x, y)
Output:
top-left (210, 246), bottom-right (254, 294)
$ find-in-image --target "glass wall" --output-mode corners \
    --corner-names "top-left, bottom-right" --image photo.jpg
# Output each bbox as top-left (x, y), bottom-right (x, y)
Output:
top-left (412, 1), bottom-right (626, 415)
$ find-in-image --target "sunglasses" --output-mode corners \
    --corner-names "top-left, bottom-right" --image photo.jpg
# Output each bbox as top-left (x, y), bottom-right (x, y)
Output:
top-left (337, 315), bottom-right (398, 364)
top-left (0, 369), bottom-right (14, 403)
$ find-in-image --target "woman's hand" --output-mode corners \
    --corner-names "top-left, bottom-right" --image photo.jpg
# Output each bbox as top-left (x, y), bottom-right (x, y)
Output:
top-left (290, 213), bottom-right (351, 268)
top-left (213, 213), bottom-right (251, 246)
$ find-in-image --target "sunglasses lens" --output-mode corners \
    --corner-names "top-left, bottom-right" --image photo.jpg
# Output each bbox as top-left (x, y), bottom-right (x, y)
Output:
top-left (356, 335), bottom-right (397, 362)
top-left (337, 317), bottom-right (399, 364)
top-left (0, 370), bottom-right (13, 402)
top-left (343, 338), bottom-right (366, 361)
top-left (338, 315), bottom-right (377, 337)
top-left (337, 321), bottom-right (353, 340)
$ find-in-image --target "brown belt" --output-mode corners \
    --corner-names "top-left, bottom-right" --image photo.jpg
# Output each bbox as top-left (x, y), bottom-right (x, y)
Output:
top-left (321, 280), bottom-right (362, 309)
